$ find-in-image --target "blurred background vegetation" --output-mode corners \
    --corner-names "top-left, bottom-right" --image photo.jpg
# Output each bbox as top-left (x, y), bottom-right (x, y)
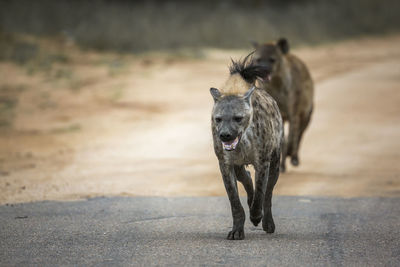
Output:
top-left (0, 0), bottom-right (399, 128)
top-left (1, 0), bottom-right (399, 53)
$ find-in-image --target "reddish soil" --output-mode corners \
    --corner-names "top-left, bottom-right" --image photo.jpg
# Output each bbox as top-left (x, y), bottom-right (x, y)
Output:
top-left (1, 35), bottom-right (400, 204)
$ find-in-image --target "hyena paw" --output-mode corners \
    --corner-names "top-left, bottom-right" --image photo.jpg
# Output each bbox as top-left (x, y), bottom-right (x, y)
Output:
top-left (291, 156), bottom-right (299, 166)
top-left (250, 214), bottom-right (263, 227)
top-left (227, 228), bottom-right (245, 240)
top-left (262, 215), bottom-right (275, 234)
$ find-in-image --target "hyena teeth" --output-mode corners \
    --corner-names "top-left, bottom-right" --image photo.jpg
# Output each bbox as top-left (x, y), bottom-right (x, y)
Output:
top-left (222, 137), bottom-right (239, 151)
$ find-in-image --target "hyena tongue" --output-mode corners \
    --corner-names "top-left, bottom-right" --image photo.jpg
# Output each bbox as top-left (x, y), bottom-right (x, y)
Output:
top-left (257, 74), bottom-right (271, 83)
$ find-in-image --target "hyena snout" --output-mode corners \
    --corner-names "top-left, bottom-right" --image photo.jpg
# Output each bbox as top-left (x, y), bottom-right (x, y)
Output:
top-left (219, 132), bottom-right (236, 142)
top-left (219, 129), bottom-right (241, 151)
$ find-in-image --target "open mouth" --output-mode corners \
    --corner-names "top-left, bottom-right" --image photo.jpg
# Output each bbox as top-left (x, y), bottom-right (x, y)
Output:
top-left (265, 73), bottom-right (271, 82)
top-left (222, 134), bottom-right (241, 151)
top-left (258, 72), bottom-right (271, 83)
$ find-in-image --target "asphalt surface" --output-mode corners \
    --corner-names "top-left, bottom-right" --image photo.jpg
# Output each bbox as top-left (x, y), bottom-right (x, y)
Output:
top-left (0, 196), bottom-right (399, 266)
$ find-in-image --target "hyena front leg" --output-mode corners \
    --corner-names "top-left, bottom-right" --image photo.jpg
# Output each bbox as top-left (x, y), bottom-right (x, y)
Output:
top-left (263, 150), bottom-right (280, 233)
top-left (219, 161), bottom-right (246, 240)
top-left (250, 162), bottom-right (270, 227)
top-left (288, 117), bottom-right (301, 166)
top-left (234, 165), bottom-right (254, 208)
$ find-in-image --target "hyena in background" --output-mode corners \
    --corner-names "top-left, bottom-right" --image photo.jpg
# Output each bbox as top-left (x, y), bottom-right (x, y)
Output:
top-left (252, 38), bottom-right (314, 172)
top-left (210, 54), bottom-right (283, 240)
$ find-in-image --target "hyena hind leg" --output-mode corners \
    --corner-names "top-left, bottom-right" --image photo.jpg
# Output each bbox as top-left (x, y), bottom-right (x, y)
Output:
top-left (263, 150), bottom-right (280, 233)
top-left (280, 139), bottom-right (287, 172)
top-left (291, 107), bottom-right (313, 167)
top-left (288, 117), bottom-right (301, 167)
top-left (280, 125), bottom-right (288, 173)
top-left (234, 165), bottom-right (254, 208)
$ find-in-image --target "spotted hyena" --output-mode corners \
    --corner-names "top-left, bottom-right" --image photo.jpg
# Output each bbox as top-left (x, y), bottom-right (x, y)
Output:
top-left (252, 38), bottom-right (314, 172)
top-left (210, 54), bottom-right (283, 240)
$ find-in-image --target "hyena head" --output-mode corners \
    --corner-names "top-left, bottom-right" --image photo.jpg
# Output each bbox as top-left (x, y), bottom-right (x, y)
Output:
top-left (252, 38), bottom-right (289, 81)
top-left (210, 52), bottom-right (269, 151)
top-left (210, 86), bottom-right (255, 151)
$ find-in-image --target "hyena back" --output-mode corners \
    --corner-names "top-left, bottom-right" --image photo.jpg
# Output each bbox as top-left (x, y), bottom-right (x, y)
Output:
top-left (253, 38), bottom-right (314, 172)
top-left (210, 54), bottom-right (283, 240)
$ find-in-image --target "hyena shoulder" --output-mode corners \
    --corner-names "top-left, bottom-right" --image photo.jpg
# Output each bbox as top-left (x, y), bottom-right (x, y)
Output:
top-left (285, 54), bottom-right (313, 90)
top-left (252, 89), bottom-right (283, 151)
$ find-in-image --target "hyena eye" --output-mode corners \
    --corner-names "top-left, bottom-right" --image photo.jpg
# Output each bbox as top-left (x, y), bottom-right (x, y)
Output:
top-left (233, 116), bottom-right (243, 123)
top-left (269, 58), bottom-right (276, 63)
top-left (215, 117), bottom-right (222, 123)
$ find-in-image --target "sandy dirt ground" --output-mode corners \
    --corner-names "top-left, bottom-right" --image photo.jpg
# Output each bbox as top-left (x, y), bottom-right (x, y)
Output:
top-left (1, 35), bottom-right (400, 204)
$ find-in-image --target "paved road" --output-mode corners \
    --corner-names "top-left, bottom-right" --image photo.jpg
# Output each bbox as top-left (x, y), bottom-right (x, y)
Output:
top-left (1, 196), bottom-right (399, 266)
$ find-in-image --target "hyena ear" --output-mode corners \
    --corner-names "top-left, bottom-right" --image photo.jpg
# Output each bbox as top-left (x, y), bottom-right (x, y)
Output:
top-left (250, 40), bottom-right (259, 49)
top-left (210, 87), bottom-right (222, 102)
top-left (243, 86), bottom-right (255, 103)
top-left (277, 38), bottom-right (289, 54)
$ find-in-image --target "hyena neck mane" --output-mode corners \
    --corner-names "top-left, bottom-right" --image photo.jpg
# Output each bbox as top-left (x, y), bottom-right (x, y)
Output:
top-left (220, 52), bottom-right (270, 96)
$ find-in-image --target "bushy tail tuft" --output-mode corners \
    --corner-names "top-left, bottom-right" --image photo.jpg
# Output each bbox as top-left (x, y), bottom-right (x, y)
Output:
top-left (229, 52), bottom-right (270, 84)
